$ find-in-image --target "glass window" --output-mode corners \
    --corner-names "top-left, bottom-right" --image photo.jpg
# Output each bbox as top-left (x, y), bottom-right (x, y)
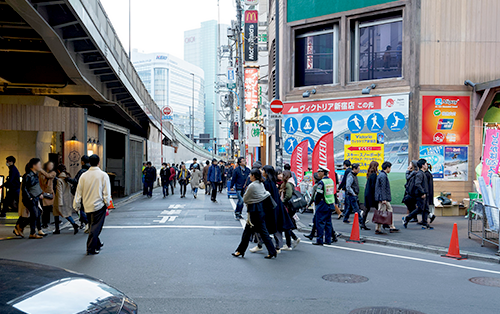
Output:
top-left (353, 15), bottom-right (403, 81)
top-left (295, 25), bottom-right (339, 87)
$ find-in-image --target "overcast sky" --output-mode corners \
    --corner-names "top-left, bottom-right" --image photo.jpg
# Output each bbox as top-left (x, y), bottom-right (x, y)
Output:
top-left (100, 0), bottom-right (236, 60)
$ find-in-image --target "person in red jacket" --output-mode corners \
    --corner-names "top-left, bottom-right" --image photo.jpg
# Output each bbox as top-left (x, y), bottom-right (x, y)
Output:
top-left (168, 163), bottom-right (176, 195)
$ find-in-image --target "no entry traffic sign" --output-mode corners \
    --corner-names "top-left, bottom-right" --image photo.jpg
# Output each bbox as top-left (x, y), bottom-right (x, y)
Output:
top-left (270, 99), bottom-right (283, 114)
top-left (163, 106), bottom-right (172, 116)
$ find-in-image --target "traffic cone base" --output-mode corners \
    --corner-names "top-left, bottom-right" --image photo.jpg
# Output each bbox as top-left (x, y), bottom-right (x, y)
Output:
top-left (441, 223), bottom-right (467, 260)
top-left (346, 212), bottom-right (364, 244)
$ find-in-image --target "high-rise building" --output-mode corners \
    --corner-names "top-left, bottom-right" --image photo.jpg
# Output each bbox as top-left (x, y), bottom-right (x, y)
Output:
top-left (132, 50), bottom-right (205, 138)
top-left (184, 20), bottom-right (229, 152)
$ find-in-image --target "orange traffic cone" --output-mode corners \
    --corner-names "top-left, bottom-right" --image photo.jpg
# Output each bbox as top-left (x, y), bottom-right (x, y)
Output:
top-left (442, 223), bottom-right (467, 260)
top-left (346, 212), bottom-right (364, 243)
top-left (107, 199), bottom-right (115, 209)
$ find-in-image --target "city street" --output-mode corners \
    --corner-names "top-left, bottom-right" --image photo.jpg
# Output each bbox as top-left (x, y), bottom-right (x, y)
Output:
top-left (1, 188), bottom-right (500, 314)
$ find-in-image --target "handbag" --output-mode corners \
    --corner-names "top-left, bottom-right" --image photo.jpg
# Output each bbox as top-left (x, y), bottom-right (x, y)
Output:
top-left (199, 182), bottom-right (205, 190)
top-left (288, 189), bottom-right (308, 211)
top-left (372, 203), bottom-right (393, 225)
top-left (43, 193), bottom-right (54, 200)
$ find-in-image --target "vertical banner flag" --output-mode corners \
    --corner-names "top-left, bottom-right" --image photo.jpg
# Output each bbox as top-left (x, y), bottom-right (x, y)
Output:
top-left (482, 129), bottom-right (500, 186)
top-left (244, 67), bottom-right (259, 118)
top-left (244, 10), bottom-right (258, 62)
top-left (291, 140), bottom-right (309, 185)
top-left (312, 131), bottom-right (336, 192)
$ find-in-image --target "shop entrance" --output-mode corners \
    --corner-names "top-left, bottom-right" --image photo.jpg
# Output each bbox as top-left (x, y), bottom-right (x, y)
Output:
top-left (105, 130), bottom-right (126, 198)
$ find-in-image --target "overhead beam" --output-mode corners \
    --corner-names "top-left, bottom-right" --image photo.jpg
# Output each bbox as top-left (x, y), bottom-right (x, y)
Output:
top-left (34, 1), bottom-right (65, 6)
top-left (64, 36), bottom-right (88, 42)
top-left (52, 20), bottom-right (79, 29)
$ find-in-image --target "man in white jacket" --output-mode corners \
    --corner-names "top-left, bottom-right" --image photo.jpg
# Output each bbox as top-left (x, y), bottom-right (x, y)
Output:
top-left (73, 154), bottom-right (111, 255)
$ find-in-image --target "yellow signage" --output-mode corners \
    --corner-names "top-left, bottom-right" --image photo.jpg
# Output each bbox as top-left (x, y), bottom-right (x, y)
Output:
top-left (344, 133), bottom-right (384, 173)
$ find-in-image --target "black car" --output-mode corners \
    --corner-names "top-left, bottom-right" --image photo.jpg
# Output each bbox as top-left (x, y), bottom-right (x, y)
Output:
top-left (0, 259), bottom-right (138, 314)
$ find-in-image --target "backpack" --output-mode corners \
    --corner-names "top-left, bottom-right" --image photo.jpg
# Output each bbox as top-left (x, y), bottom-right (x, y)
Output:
top-left (403, 174), bottom-right (417, 202)
top-left (288, 189), bottom-right (308, 212)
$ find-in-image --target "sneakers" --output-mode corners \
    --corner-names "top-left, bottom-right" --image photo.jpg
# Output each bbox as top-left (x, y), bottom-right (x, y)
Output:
top-left (281, 245), bottom-right (292, 251)
top-left (249, 246), bottom-right (263, 253)
top-left (276, 248), bottom-right (281, 254)
top-left (292, 238), bottom-right (300, 249)
top-left (402, 216), bottom-right (409, 229)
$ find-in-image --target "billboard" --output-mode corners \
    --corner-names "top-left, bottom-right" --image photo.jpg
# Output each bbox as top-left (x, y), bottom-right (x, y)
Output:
top-left (283, 93), bottom-right (409, 174)
top-left (444, 146), bottom-right (468, 181)
top-left (244, 67), bottom-right (259, 119)
top-left (422, 95), bottom-right (470, 145)
top-left (419, 146), bottom-right (444, 179)
top-left (344, 133), bottom-right (384, 172)
top-left (244, 10), bottom-right (258, 62)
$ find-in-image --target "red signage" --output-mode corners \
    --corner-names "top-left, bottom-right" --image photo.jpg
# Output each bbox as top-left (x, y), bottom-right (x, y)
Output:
top-left (347, 146), bottom-right (382, 151)
top-left (421, 95), bottom-right (470, 145)
top-left (163, 106), bottom-right (172, 116)
top-left (244, 10), bottom-right (258, 23)
top-left (244, 67), bottom-right (259, 113)
top-left (270, 99), bottom-right (283, 114)
top-left (311, 131), bottom-right (336, 193)
top-left (291, 140), bottom-right (309, 185)
top-left (283, 97), bottom-right (382, 115)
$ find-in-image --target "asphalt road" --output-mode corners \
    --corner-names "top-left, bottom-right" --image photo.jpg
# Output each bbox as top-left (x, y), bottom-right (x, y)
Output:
top-left (1, 188), bottom-right (499, 314)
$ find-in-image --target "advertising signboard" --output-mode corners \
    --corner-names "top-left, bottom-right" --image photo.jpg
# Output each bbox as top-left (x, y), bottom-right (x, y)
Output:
top-left (344, 133), bottom-right (384, 172)
top-left (444, 147), bottom-right (468, 181)
top-left (244, 10), bottom-right (258, 62)
top-left (244, 67), bottom-right (259, 119)
top-left (419, 146), bottom-right (444, 179)
top-left (481, 129), bottom-right (500, 186)
top-left (422, 95), bottom-right (470, 145)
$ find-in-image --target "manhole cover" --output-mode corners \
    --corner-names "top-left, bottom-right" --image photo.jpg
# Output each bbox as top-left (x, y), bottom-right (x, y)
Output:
top-left (469, 277), bottom-right (500, 287)
top-left (350, 307), bottom-right (425, 314)
top-left (322, 274), bottom-right (369, 283)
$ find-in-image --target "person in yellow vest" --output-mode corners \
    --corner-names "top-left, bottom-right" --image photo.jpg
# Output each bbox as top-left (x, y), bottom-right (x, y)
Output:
top-left (312, 166), bottom-right (338, 246)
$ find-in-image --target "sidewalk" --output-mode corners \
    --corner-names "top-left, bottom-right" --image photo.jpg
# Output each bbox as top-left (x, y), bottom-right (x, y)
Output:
top-left (297, 207), bottom-right (500, 263)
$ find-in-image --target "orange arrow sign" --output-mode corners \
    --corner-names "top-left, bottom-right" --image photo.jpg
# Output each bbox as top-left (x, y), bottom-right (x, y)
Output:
top-left (347, 146), bottom-right (382, 151)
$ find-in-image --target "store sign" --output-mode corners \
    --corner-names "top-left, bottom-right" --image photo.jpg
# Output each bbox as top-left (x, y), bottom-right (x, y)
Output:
top-left (244, 10), bottom-right (258, 62)
top-left (227, 67), bottom-right (235, 83)
top-left (422, 95), bottom-right (470, 145)
top-left (244, 67), bottom-right (259, 119)
top-left (482, 129), bottom-right (500, 186)
top-left (344, 133), bottom-right (384, 172)
top-left (246, 123), bottom-right (260, 148)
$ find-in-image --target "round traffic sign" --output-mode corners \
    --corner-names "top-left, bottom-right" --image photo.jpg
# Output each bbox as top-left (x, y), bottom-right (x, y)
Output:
top-left (163, 106), bottom-right (172, 116)
top-left (270, 99), bottom-right (283, 114)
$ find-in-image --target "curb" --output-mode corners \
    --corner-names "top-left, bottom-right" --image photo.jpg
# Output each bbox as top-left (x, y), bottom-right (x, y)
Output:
top-left (114, 190), bottom-right (145, 207)
top-left (296, 224), bottom-right (500, 264)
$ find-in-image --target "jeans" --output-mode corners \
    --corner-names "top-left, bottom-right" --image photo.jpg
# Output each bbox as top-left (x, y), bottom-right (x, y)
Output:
top-left (168, 181), bottom-right (175, 194)
top-left (211, 182), bottom-right (218, 201)
top-left (315, 202), bottom-right (334, 244)
top-left (236, 210), bottom-right (276, 256)
top-left (192, 187), bottom-right (198, 195)
top-left (235, 189), bottom-right (244, 214)
top-left (20, 198), bottom-right (41, 235)
top-left (406, 197), bottom-right (429, 225)
top-left (344, 195), bottom-right (363, 225)
top-left (87, 206), bottom-right (106, 253)
top-left (162, 182), bottom-right (169, 196)
top-left (144, 181), bottom-right (154, 197)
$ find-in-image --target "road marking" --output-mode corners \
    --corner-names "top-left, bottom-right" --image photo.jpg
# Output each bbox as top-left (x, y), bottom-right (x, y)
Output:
top-left (104, 225), bottom-right (241, 229)
top-left (161, 210), bottom-right (182, 215)
top-left (301, 240), bottom-right (500, 275)
top-left (169, 204), bottom-right (185, 209)
top-left (153, 216), bottom-right (177, 223)
top-left (229, 198), bottom-right (236, 210)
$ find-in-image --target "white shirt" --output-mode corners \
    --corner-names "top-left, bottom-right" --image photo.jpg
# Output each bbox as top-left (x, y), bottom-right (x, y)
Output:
top-left (73, 167), bottom-right (111, 213)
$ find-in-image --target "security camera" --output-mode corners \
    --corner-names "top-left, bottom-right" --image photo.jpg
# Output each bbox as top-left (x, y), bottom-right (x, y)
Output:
top-left (302, 91), bottom-right (310, 98)
top-left (464, 80), bottom-right (476, 88)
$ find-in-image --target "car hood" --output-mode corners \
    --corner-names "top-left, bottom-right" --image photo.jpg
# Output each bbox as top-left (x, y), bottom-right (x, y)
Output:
top-left (0, 259), bottom-right (137, 314)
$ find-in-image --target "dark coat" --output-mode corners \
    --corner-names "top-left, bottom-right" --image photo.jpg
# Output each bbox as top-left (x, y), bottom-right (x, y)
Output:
top-left (338, 167), bottom-right (352, 191)
top-left (263, 179), bottom-right (294, 232)
top-left (364, 173), bottom-right (377, 208)
top-left (21, 171), bottom-right (42, 204)
top-left (375, 170), bottom-right (392, 202)
top-left (424, 170), bottom-right (434, 205)
top-left (230, 166), bottom-right (250, 190)
top-left (143, 167), bottom-right (157, 182)
top-left (207, 164), bottom-right (222, 182)
top-left (160, 168), bottom-right (170, 184)
top-left (5, 164), bottom-right (21, 197)
top-left (414, 170), bottom-right (429, 197)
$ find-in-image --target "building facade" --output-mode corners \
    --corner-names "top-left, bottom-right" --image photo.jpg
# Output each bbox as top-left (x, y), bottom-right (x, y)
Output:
top-left (269, 0), bottom-right (500, 202)
top-left (184, 20), bottom-right (230, 152)
top-left (132, 51), bottom-right (205, 138)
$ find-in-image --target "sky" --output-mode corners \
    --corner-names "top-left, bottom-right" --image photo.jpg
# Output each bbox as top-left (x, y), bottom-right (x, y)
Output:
top-left (100, 0), bottom-right (236, 60)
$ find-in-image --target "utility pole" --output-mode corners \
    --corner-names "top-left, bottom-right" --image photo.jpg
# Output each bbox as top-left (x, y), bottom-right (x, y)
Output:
top-left (191, 73), bottom-right (195, 141)
top-left (228, 42), bottom-right (235, 160)
top-left (236, 0), bottom-right (245, 160)
top-left (274, 0), bottom-right (282, 169)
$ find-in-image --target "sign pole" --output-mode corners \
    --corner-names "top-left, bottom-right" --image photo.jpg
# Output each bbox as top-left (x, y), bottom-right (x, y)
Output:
top-left (274, 0), bottom-right (281, 169)
top-left (237, 0), bottom-right (245, 159)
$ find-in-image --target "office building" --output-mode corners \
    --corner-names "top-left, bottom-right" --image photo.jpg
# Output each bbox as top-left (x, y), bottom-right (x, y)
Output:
top-left (132, 50), bottom-right (205, 138)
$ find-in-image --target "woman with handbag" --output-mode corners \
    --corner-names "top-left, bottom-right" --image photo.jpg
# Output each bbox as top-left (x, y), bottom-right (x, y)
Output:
top-left (177, 164), bottom-right (190, 198)
top-left (232, 169), bottom-right (277, 259)
top-left (190, 164), bottom-right (203, 198)
top-left (280, 170), bottom-right (300, 250)
top-left (39, 161), bottom-right (57, 229)
top-left (363, 161), bottom-right (379, 230)
top-left (53, 164), bottom-right (79, 235)
top-left (374, 161), bottom-right (399, 234)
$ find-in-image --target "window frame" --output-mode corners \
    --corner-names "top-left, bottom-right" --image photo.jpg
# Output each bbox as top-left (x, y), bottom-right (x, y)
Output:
top-left (351, 14), bottom-right (403, 82)
top-left (293, 23), bottom-right (340, 88)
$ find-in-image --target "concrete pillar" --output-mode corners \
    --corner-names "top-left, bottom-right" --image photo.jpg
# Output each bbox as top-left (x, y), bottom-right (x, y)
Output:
top-left (125, 130), bottom-right (131, 196)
